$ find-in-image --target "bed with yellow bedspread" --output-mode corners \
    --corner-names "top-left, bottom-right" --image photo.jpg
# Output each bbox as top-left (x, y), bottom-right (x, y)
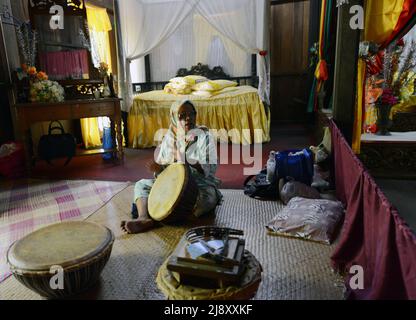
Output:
top-left (128, 86), bottom-right (270, 148)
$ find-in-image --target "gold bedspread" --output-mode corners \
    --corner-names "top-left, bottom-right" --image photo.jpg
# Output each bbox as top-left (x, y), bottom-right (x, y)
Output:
top-left (128, 86), bottom-right (271, 148)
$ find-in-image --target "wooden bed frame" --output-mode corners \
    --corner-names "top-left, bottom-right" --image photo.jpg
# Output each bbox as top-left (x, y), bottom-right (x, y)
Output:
top-left (127, 58), bottom-right (263, 147)
top-left (132, 55), bottom-right (259, 94)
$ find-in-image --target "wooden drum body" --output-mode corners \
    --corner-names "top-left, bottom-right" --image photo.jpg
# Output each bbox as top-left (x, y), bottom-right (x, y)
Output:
top-left (7, 221), bottom-right (114, 299)
top-left (148, 164), bottom-right (199, 223)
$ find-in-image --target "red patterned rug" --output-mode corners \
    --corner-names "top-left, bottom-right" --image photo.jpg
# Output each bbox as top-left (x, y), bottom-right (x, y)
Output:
top-left (0, 179), bottom-right (130, 283)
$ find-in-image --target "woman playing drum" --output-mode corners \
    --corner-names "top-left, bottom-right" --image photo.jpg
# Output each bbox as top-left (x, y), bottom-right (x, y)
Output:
top-left (121, 99), bottom-right (223, 234)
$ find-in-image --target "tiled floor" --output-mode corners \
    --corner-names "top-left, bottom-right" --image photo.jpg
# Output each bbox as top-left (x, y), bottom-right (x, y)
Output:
top-left (30, 124), bottom-right (315, 189)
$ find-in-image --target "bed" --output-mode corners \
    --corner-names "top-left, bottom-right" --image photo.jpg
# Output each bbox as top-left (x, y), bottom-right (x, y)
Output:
top-left (128, 63), bottom-right (270, 148)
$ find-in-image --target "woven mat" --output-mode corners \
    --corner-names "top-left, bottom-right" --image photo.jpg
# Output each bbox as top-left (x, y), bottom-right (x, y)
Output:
top-left (0, 188), bottom-right (345, 300)
top-left (0, 179), bottom-right (130, 284)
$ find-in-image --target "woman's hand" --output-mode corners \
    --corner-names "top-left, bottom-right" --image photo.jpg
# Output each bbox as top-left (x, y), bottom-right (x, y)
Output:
top-left (146, 160), bottom-right (163, 174)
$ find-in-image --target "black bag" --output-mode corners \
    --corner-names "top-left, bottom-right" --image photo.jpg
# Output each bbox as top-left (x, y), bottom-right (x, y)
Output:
top-left (38, 121), bottom-right (76, 166)
top-left (243, 169), bottom-right (278, 199)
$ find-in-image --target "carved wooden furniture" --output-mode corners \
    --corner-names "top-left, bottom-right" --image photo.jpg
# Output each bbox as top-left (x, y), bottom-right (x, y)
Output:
top-left (359, 133), bottom-right (416, 179)
top-left (132, 62), bottom-right (259, 94)
top-left (390, 112), bottom-right (416, 132)
top-left (27, 0), bottom-right (107, 102)
top-left (29, 0), bottom-right (98, 80)
top-left (14, 98), bottom-right (123, 172)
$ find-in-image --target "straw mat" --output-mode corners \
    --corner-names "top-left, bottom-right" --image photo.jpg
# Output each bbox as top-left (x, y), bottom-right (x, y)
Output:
top-left (0, 187), bottom-right (345, 300)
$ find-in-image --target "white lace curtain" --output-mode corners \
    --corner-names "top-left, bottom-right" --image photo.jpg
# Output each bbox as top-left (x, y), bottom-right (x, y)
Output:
top-left (117, 0), bottom-right (270, 112)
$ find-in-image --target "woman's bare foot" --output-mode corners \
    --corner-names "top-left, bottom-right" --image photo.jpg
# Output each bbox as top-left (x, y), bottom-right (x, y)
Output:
top-left (120, 219), bottom-right (155, 234)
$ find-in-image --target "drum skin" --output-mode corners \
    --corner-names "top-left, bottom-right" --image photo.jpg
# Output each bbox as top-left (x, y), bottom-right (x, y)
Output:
top-left (7, 221), bottom-right (114, 299)
top-left (148, 164), bottom-right (199, 223)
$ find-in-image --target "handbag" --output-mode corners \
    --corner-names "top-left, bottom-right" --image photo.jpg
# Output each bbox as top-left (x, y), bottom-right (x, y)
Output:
top-left (243, 169), bottom-right (278, 200)
top-left (38, 121), bottom-right (77, 166)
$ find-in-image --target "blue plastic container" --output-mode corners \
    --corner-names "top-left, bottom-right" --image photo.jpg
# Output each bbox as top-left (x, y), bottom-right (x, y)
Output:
top-left (102, 127), bottom-right (113, 160)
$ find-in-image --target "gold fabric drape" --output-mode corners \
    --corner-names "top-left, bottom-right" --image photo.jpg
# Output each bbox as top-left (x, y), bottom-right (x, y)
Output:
top-left (128, 86), bottom-right (271, 149)
top-left (80, 3), bottom-right (113, 149)
top-left (364, 0), bottom-right (406, 43)
top-left (352, 0), bottom-right (405, 153)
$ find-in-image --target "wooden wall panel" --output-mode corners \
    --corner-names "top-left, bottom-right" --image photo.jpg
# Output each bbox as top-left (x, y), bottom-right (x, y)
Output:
top-left (0, 17), bottom-right (14, 143)
top-left (270, 0), bottom-right (311, 124)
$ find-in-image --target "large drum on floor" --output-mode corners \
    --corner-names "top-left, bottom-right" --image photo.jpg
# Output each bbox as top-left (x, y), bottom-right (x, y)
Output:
top-left (7, 221), bottom-right (114, 299)
top-left (148, 163), bottom-right (199, 223)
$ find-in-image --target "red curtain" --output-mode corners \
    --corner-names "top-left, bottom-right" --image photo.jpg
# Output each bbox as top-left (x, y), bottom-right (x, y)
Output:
top-left (330, 120), bottom-right (416, 300)
top-left (39, 50), bottom-right (90, 80)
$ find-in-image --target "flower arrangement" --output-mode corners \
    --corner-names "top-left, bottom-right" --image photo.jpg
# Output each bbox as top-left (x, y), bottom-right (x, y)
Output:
top-left (98, 62), bottom-right (109, 78)
top-left (17, 66), bottom-right (65, 103)
top-left (381, 39), bottom-right (415, 99)
top-left (362, 40), bottom-right (413, 136)
top-left (378, 88), bottom-right (399, 106)
top-left (17, 65), bottom-right (48, 82)
top-left (29, 79), bottom-right (65, 103)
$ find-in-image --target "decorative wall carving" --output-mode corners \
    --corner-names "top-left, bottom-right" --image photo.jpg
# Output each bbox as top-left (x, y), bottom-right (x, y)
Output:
top-left (390, 112), bottom-right (416, 132)
top-left (177, 63), bottom-right (231, 80)
top-left (29, 0), bottom-right (84, 13)
top-left (359, 142), bottom-right (416, 178)
top-left (61, 80), bottom-right (103, 99)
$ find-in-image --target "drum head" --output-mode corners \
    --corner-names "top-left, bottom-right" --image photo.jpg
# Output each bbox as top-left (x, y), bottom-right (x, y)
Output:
top-left (148, 164), bottom-right (187, 221)
top-left (7, 221), bottom-right (114, 272)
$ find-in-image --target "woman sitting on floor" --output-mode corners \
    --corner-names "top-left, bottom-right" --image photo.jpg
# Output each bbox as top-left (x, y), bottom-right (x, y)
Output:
top-left (121, 99), bottom-right (223, 234)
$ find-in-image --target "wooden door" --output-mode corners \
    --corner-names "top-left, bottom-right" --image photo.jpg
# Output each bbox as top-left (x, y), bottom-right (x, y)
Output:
top-left (270, 0), bottom-right (315, 124)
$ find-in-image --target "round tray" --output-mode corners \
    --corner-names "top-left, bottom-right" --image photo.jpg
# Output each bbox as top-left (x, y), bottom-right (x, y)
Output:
top-left (157, 250), bottom-right (262, 300)
top-left (185, 226), bottom-right (244, 243)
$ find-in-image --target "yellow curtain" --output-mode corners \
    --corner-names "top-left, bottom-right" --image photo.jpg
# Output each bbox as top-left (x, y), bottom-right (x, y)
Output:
top-left (352, 0), bottom-right (405, 153)
top-left (352, 59), bottom-right (366, 153)
top-left (80, 3), bottom-right (113, 149)
top-left (364, 0), bottom-right (406, 43)
top-left (86, 3), bottom-right (113, 72)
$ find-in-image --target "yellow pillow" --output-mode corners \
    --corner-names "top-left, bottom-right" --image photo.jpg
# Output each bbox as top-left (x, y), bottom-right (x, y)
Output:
top-left (169, 75), bottom-right (208, 86)
top-left (183, 75), bottom-right (208, 85)
top-left (169, 77), bottom-right (188, 86)
top-left (172, 88), bottom-right (192, 95)
top-left (191, 90), bottom-right (214, 98)
top-left (164, 83), bottom-right (192, 95)
top-left (192, 79), bottom-right (238, 92)
top-left (164, 83), bottom-right (173, 94)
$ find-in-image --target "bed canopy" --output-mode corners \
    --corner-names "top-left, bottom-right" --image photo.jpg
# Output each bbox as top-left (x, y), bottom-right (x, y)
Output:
top-left (116, 0), bottom-right (270, 113)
